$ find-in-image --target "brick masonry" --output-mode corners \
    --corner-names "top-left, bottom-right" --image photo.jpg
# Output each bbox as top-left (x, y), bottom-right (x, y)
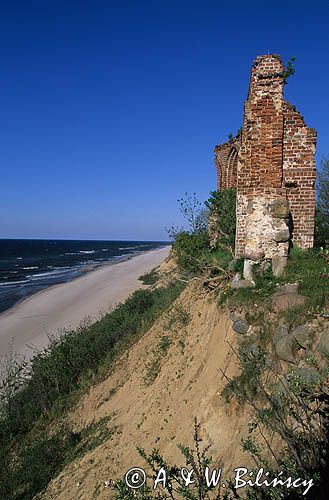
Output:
top-left (214, 55), bottom-right (317, 263)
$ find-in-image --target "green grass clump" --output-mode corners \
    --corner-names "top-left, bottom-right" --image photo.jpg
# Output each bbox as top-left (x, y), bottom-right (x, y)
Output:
top-left (283, 247), bottom-right (329, 307)
top-left (138, 268), bottom-right (160, 285)
top-left (228, 248), bottom-right (329, 311)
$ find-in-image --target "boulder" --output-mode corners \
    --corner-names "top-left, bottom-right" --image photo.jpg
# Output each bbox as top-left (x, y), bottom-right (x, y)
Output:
top-left (272, 293), bottom-right (307, 312)
top-left (318, 332), bottom-right (329, 357)
top-left (230, 279), bottom-right (254, 290)
top-left (270, 198), bottom-right (290, 219)
top-left (272, 256), bottom-right (287, 277)
top-left (275, 335), bottom-right (296, 363)
top-left (228, 310), bottom-right (242, 322)
top-left (274, 228), bottom-right (290, 243)
top-left (291, 325), bottom-right (309, 348)
top-left (273, 324), bottom-right (289, 345)
top-left (275, 283), bottom-right (299, 295)
top-left (232, 319), bottom-right (250, 335)
top-left (244, 248), bottom-right (265, 261)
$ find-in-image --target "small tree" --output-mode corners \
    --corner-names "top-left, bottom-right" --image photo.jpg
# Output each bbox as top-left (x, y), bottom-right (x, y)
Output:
top-left (315, 157), bottom-right (329, 247)
top-left (205, 189), bottom-right (236, 252)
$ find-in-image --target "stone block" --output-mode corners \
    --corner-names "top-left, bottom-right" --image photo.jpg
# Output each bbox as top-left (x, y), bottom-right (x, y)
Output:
top-left (230, 278), bottom-right (254, 290)
top-left (270, 199), bottom-right (290, 219)
top-left (272, 256), bottom-right (287, 277)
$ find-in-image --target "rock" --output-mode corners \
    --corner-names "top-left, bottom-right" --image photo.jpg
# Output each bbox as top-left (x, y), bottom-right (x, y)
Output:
top-left (272, 256), bottom-right (287, 277)
top-left (275, 283), bottom-right (299, 295)
top-left (228, 310), bottom-right (242, 322)
top-left (231, 272), bottom-right (241, 282)
top-left (244, 248), bottom-right (265, 261)
top-left (232, 319), bottom-right (250, 334)
top-left (274, 228), bottom-right (290, 243)
top-left (291, 325), bottom-right (309, 348)
top-left (318, 332), bottom-right (329, 357)
top-left (275, 335), bottom-right (296, 363)
top-left (272, 293), bottom-right (307, 312)
top-left (230, 278), bottom-right (254, 290)
top-left (273, 324), bottom-right (289, 344)
top-left (270, 198), bottom-right (290, 219)
top-left (243, 259), bottom-right (255, 281)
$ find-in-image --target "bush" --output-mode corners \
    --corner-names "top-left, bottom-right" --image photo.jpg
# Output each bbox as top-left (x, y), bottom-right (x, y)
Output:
top-left (172, 230), bottom-right (210, 275)
top-left (139, 268), bottom-right (160, 285)
top-left (315, 157), bottom-right (329, 248)
top-left (206, 188), bottom-right (236, 251)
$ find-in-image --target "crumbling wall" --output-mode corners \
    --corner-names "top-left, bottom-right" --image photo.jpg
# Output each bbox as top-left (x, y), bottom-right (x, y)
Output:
top-left (214, 135), bottom-right (241, 191)
top-left (282, 102), bottom-right (317, 249)
top-left (213, 54), bottom-right (316, 275)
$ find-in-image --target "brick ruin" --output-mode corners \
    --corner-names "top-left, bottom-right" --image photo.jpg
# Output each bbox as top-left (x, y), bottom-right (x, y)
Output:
top-left (214, 54), bottom-right (317, 278)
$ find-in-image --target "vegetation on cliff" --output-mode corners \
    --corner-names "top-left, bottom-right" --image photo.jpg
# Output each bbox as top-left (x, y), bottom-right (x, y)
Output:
top-left (0, 282), bottom-right (184, 499)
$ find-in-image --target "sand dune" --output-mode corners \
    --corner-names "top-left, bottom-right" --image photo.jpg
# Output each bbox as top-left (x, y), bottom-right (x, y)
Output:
top-left (0, 247), bottom-right (170, 360)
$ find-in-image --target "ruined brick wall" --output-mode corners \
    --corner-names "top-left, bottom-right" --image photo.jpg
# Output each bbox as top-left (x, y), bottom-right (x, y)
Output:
top-left (214, 55), bottom-right (317, 264)
top-left (282, 102), bottom-right (317, 249)
top-left (214, 135), bottom-right (241, 190)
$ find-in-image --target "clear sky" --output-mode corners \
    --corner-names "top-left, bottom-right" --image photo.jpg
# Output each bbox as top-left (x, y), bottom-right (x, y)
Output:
top-left (1, 0), bottom-right (328, 241)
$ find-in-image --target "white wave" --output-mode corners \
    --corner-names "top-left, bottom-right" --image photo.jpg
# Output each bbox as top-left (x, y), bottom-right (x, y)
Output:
top-left (22, 266), bottom-right (39, 270)
top-left (16, 257), bottom-right (23, 260)
top-left (79, 250), bottom-right (96, 254)
top-left (0, 279), bottom-right (29, 287)
top-left (28, 270), bottom-right (70, 279)
top-left (118, 246), bottom-right (141, 250)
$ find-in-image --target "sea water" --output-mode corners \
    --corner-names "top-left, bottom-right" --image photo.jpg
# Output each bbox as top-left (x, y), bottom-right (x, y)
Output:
top-left (0, 239), bottom-right (168, 313)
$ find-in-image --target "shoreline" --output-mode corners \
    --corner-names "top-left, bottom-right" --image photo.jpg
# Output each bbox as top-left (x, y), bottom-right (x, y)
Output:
top-left (0, 246), bottom-right (170, 360)
top-left (0, 247), bottom-right (167, 318)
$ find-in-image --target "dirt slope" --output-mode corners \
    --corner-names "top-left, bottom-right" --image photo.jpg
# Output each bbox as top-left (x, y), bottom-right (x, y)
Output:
top-left (40, 283), bottom-right (253, 499)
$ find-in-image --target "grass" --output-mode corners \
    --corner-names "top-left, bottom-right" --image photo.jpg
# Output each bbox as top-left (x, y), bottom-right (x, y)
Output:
top-left (138, 268), bottom-right (160, 285)
top-left (0, 281), bottom-right (184, 500)
top-left (143, 334), bottom-right (172, 385)
top-left (143, 299), bottom-right (191, 385)
top-left (226, 248), bottom-right (329, 313)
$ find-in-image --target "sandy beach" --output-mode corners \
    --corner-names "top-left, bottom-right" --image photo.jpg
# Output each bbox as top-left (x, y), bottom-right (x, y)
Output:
top-left (0, 246), bottom-right (170, 360)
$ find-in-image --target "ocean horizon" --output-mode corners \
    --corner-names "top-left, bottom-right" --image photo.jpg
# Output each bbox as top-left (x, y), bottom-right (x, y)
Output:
top-left (0, 239), bottom-right (169, 314)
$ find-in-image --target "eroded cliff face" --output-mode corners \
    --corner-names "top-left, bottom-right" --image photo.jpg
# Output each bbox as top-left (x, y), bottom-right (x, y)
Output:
top-left (38, 283), bottom-right (255, 500)
top-left (36, 254), bottom-right (329, 500)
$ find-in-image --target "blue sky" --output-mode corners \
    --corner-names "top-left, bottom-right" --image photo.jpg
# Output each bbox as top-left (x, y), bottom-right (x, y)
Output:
top-left (1, 0), bottom-right (328, 241)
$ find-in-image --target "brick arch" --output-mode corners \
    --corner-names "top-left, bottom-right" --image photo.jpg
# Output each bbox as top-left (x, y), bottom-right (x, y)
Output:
top-left (226, 146), bottom-right (238, 189)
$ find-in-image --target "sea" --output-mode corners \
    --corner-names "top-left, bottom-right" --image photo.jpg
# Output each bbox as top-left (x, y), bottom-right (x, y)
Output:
top-left (0, 239), bottom-right (169, 314)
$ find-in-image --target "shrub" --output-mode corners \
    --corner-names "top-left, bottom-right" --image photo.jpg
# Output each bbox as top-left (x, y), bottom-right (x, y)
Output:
top-left (206, 189), bottom-right (236, 251)
top-left (172, 230), bottom-right (210, 275)
top-left (139, 268), bottom-right (160, 285)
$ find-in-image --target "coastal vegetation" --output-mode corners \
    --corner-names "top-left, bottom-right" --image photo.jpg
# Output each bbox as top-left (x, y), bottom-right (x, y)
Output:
top-left (0, 281), bottom-right (184, 499)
